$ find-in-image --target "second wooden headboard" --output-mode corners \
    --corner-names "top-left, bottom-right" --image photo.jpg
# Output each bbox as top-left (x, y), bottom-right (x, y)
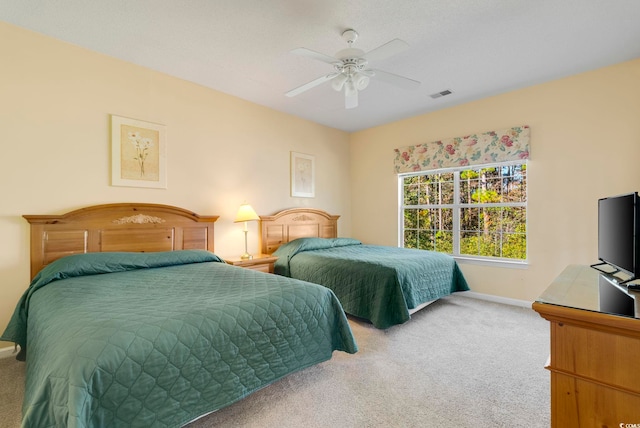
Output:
top-left (259, 208), bottom-right (339, 255)
top-left (24, 203), bottom-right (218, 279)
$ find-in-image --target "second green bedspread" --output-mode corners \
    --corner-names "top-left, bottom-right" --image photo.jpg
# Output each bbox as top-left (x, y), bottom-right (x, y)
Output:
top-left (274, 238), bottom-right (469, 328)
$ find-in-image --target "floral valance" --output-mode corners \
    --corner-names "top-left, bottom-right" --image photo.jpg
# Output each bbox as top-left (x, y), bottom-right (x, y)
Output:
top-left (393, 125), bottom-right (530, 174)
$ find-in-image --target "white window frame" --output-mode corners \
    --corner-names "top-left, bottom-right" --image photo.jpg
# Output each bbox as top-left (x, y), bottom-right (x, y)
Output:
top-left (398, 160), bottom-right (528, 268)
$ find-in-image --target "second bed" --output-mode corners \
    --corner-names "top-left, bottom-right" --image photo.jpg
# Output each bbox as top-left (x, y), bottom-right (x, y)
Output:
top-left (260, 208), bottom-right (470, 329)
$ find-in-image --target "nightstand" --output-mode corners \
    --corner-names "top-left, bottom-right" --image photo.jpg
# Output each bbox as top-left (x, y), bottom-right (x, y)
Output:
top-left (223, 254), bottom-right (278, 273)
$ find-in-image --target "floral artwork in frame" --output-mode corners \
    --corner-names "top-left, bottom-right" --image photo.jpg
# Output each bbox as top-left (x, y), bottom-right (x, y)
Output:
top-left (111, 115), bottom-right (167, 189)
top-left (291, 151), bottom-right (315, 198)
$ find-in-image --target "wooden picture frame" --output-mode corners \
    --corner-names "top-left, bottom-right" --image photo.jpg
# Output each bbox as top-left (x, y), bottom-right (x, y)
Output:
top-left (291, 151), bottom-right (315, 198)
top-left (111, 115), bottom-right (167, 189)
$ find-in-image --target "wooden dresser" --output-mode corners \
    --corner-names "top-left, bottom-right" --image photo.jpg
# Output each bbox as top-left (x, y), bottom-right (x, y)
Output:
top-left (532, 265), bottom-right (640, 427)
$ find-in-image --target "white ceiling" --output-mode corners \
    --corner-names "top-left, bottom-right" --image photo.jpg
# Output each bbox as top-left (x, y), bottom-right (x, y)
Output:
top-left (2, 0), bottom-right (640, 132)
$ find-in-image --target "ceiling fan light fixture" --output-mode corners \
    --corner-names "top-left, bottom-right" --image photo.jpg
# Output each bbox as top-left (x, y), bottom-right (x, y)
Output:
top-left (331, 73), bottom-right (348, 91)
top-left (345, 79), bottom-right (357, 97)
top-left (354, 73), bottom-right (370, 91)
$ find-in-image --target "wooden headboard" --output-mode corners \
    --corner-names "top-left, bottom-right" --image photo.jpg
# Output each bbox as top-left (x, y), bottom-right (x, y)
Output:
top-left (24, 203), bottom-right (218, 279)
top-left (259, 208), bottom-right (339, 255)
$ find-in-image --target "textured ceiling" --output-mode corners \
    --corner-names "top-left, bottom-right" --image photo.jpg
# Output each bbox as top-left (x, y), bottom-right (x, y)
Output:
top-left (2, 0), bottom-right (640, 132)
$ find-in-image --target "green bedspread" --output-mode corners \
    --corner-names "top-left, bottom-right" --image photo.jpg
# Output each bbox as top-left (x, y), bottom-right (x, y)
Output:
top-left (274, 238), bottom-right (469, 329)
top-left (1, 250), bottom-right (357, 428)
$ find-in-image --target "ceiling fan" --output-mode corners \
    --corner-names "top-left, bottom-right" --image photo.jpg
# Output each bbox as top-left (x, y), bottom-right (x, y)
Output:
top-left (285, 29), bottom-right (421, 109)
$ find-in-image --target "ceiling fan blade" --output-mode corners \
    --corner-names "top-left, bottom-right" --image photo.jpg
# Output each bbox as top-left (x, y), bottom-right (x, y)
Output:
top-left (285, 73), bottom-right (339, 97)
top-left (370, 69), bottom-right (421, 90)
top-left (290, 47), bottom-right (340, 65)
top-left (345, 90), bottom-right (358, 109)
top-left (364, 39), bottom-right (409, 62)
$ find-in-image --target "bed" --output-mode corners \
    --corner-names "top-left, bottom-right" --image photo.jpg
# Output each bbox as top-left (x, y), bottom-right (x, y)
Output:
top-left (260, 208), bottom-right (470, 329)
top-left (1, 203), bottom-right (357, 428)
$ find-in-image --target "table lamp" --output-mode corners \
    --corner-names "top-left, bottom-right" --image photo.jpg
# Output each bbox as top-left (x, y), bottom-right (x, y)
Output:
top-left (234, 203), bottom-right (260, 259)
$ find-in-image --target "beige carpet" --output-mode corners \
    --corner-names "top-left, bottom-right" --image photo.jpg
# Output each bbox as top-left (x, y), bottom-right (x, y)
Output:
top-left (0, 294), bottom-right (550, 428)
top-left (0, 346), bottom-right (25, 428)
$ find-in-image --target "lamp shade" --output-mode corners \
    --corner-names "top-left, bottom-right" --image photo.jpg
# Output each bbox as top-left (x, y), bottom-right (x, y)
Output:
top-left (354, 73), bottom-right (370, 90)
top-left (345, 79), bottom-right (357, 97)
top-left (331, 73), bottom-right (348, 91)
top-left (234, 203), bottom-right (259, 223)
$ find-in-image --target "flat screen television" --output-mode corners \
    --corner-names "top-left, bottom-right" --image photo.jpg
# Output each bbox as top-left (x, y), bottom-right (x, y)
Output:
top-left (591, 192), bottom-right (640, 287)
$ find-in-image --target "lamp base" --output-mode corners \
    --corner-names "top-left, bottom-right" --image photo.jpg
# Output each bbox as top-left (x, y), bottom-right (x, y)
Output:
top-left (240, 228), bottom-right (253, 260)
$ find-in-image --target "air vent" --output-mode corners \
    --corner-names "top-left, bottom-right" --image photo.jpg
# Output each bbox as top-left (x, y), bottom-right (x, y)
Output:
top-left (430, 89), bottom-right (453, 99)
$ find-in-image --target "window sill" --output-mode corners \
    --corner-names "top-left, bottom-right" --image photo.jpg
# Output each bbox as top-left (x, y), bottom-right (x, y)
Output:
top-left (453, 256), bottom-right (528, 269)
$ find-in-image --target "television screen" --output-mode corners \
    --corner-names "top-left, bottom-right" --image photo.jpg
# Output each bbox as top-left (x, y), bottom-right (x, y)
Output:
top-left (597, 192), bottom-right (638, 278)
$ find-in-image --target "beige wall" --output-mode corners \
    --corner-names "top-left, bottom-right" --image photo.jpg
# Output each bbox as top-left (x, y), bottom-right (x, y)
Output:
top-left (350, 59), bottom-right (640, 302)
top-left (0, 22), bottom-right (351, 345)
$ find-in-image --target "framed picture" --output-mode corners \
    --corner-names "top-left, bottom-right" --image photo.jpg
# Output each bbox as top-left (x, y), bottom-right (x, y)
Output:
top-left (290, 151), bottom-right (315, 198)
top-left (111, 115), bottom-right (167, 189)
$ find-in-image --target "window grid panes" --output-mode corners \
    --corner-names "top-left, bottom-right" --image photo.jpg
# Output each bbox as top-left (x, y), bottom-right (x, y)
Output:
top-left (401, 162), bottom-right (527, 261)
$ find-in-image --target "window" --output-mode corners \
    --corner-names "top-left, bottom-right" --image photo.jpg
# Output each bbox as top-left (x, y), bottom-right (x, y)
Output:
top-left (400, 162), bottom-right (527, 262)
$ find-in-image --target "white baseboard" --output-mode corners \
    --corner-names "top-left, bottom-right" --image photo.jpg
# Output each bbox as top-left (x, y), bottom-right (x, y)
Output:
top-left (457, 291), bottom-right (533, 309)
top-left (0, 345), bottom-right (20, 359)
